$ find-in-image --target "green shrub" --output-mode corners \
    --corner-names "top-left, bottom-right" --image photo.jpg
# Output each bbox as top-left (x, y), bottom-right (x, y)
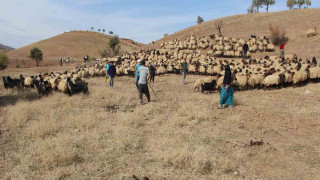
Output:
top-left (0, 54), bottom-right (8, 70)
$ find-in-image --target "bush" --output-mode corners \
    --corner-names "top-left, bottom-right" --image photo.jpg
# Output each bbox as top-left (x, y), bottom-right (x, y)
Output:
top-left (269, 23), bottom-right (289, 45)
top-left (0, 54), bottom-right (8, 70)
top-left (197, 16), bottom-right (204, 24)
top-left (109, 35), bottom-right (120, 53)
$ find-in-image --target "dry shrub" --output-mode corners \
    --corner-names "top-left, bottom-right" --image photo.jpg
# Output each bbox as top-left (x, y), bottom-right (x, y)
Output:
top-left (269, 23), bottom-right (289, 45)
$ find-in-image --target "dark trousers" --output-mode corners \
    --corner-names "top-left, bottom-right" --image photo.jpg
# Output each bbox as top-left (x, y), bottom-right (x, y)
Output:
top-left (243, 50), bottom-right (247, 59)
top-left (139, 84), bottom-right (150, 102)
top-left (150, 74), bottom-right (155, 83)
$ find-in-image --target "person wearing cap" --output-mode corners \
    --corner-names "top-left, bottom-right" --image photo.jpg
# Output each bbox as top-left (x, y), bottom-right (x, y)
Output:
top-left (219, 65), bottom-right (234, 109)
top-left (107, 61), bottom-right (116, 88)
top-left (135, 59), bottom-right (142, 90)
top-left (137, 60), bottom-right (151, 104)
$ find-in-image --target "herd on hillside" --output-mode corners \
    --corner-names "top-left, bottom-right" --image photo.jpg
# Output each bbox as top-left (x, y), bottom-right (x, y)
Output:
top-left (1, 29), bottom-right (320, 96)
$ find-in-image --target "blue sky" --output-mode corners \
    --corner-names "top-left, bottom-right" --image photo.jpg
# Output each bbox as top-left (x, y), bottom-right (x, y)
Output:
top-left (0, 0), bottom-right (318, 48)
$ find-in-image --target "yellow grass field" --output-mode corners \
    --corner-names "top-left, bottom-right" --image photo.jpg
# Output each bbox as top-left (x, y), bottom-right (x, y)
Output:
top-left (1, 66), bottom-right (320, 179)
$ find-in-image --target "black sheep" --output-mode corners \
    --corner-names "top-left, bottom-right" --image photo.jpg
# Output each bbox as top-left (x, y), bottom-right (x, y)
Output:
top-left (127, 70), bottom-right (135, 78)
top-left (251, 35), bottom-right (257, 39)
top-left (201, 80), bottom-right (216, 93)
top-left (5, 76), bottom-right (21, 89)
top-left (66, 77), bottom-right (88, 95)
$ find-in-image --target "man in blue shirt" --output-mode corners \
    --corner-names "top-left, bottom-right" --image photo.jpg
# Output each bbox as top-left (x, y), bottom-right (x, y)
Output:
top-left (137, 60), bottom-right (150, 104)
top-left (107, 61), bottom-right (116, 88)
top-left (135, 59), bottom-right (141, 90)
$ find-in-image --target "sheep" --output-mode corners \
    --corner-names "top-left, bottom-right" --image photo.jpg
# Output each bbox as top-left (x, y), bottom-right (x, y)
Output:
top-left (307, 27), bottom-right (317, 37)
top-left (24, 77), bottom-right (34, 88)
top-left (234, 74), bottom-right (249, 90)
top-left (194, 78), bottom-right (205, 92)
top-left (201, 81), bottom-right (216, 93)
top-left (293, 70), bottom-right (309, 85)
top-left (216, 76), bottom-right (224, 89)
top-left (264, 73), bottom-right (285, 89)
top-left (156, 66), bottom-right (167, 76)
top-left (204, 76), bottom-right (219, 83)
top-left (58, 79), bottom-right (69, 93)
top-left (248, 74), bottom-right (265, 89)
top-left (266, 44), bottom-right (275, 52)
top-left (309, 67), bottom-right (320, 82)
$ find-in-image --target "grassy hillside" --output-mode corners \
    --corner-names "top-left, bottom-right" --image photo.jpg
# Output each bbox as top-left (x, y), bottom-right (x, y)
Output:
top-left (145, 8), bottom-right (320, 59)
top-left (6, 31), bottom-right (139, 61)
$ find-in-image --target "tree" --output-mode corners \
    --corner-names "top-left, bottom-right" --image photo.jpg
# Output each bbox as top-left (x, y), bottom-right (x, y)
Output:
top-left (109, 31), bottom-right (113, 35)
top-left (29, 47), bottom-right (43, 66)
top-left (252, 0), bottom-right (263, 13)
top-left (103, 29), bottom-right (105, 33)
top-left (297, 0), bottom-right (305, 8)
top-left (197, 16), bottom-right (204, 24)
top-left (98, 29), bottom-right (101, 32)
top-left (0, 54), bottom-right (8, 70)
top-left (247, 4), bottom-right (255, 13)
top-left (262, 0), bottom-right (275, 13)
top-left (91, 27), bottom-right (94, 31)
top-left (164, 33), bottom-right (168, 37)
top-left (305, 0), bottom-right (311, 7)
top-left (287, 0), bottom-right (297, 9)
top-left (108, 35), bottom-right (120, 53)
top-left (215, 20), bottom-right (223, 36)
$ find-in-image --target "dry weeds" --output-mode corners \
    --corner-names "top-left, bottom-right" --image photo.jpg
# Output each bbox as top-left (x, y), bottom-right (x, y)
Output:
top-left (0, 74), bottom-right (320, 179)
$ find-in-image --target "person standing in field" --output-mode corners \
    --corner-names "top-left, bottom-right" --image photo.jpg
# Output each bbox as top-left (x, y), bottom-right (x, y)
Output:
top-left (280, 41), bottom-right (286, 58)
top-left (243, 41), bottom-right (249, 59)
top-left (219, 65), bottom-right (234, 109)
top-left (107, 61), bottom-right (116, 88)
top-left (138, 60), bottom-right (151, 104)
top-left (135, 59), bottom-right (141, 90)
top-left (180, 59), bottom-right (188, 84)
top-left (105, 61), bottom-right (110, 77)
top-left (149, 63), bottom-right (156, 83)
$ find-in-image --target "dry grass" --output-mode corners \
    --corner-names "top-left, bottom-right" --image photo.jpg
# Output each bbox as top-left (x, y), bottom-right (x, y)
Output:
top-left (146, 8), bottom-right (320, 59)
top-left (6, 31), bottom-right (139, 67)
top-left (0, 72), bottom-right (320, 179)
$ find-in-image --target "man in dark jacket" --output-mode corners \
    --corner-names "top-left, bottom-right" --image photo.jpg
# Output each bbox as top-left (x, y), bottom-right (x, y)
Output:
top-left (149, 64), bottom-right (156, 83)
top-left (107, 61), bottom-right (116, 88)
top-left (243, 41), bottom-right (249, 59)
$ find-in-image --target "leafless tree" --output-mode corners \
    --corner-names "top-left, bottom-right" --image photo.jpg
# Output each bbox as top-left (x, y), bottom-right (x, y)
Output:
top-left (215, 20), bottom-right (223, 36)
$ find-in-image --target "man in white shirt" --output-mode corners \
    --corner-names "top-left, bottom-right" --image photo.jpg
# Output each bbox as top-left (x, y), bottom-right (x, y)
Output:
top-left (137, 60), bottom-right (151, 104)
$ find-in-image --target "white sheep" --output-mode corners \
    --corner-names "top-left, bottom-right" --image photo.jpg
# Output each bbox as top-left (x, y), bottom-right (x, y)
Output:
top-left (58, 79), bottom-right (69, 93)
top-left (293, 70), bottom-right (308, 85)
top-left (24, 77), bottom-right (33, 87)
top-left (248, 74), bottom-right (264, 88)
top-left (194, 78), bottom-right (205, 92)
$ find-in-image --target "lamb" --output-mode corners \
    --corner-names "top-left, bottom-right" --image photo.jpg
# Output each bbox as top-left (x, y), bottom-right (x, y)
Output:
top-left (307, 27), bottom-right (317, 37)
top-left (194, 78), bottom-right (205, 92)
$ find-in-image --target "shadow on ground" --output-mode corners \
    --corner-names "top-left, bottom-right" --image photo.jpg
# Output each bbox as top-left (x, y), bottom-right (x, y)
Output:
top-left (0, 91), bottom-right (40, 107)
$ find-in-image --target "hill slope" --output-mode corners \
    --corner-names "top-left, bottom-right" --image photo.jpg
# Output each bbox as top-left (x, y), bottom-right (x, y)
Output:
top-left (0, 43), bottom-right (14, 54)
top-left (145, 8), bottom-right (320, 59)
top-left (6, 31), bottom-right (139, 60)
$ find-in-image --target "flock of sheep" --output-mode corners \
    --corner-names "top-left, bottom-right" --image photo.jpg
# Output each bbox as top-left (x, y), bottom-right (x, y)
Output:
top-left (2, 72), bottom-right (88, 96)
top-left (2, 29), bottom-right (319, 95)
